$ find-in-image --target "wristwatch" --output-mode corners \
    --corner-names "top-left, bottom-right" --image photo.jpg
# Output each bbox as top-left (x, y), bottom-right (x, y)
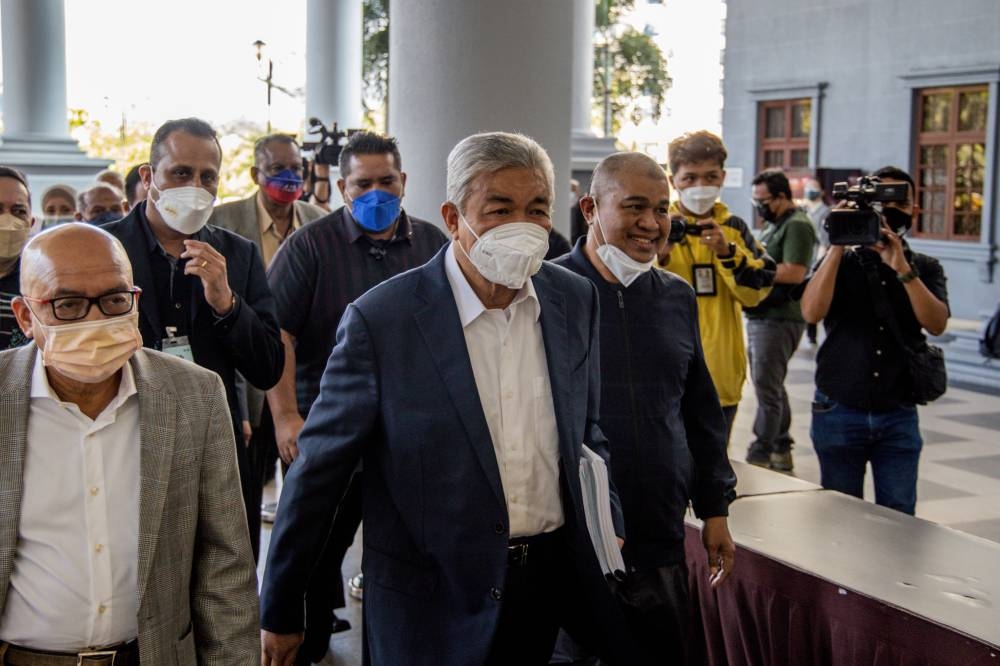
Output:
top-left (897, 267), bottom-right (920, 283)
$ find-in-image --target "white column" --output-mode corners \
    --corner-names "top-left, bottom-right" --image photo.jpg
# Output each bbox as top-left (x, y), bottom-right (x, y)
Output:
top-left (388, 0), bottom-right (574, 234)
top-left (570, 0), bottom-right (618, 175)
top-left (0, 0), bottom-right (110, 214)
top-left (1, 0), bottom-right (73, 143)
top-left (305, 0), bottom-right (364, 130)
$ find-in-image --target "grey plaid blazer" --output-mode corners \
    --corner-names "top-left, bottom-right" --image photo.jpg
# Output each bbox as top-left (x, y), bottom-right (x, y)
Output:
top-left (0, 345), bottom-right (260, 665)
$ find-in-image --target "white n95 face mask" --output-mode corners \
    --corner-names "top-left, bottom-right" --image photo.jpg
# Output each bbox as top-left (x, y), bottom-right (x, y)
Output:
top-left (150, 182), bottom-right (215, 235)
top-left (458, 216), bottom-right (550, 290)
top-left (678, 185), bottom-right (721, 216)
top-left (593, 208), bottom-right (654, 287)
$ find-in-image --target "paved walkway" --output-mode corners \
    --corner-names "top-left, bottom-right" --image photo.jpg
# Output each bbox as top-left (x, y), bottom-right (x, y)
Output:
top-left (259, 342), bottom-right (1000, 665)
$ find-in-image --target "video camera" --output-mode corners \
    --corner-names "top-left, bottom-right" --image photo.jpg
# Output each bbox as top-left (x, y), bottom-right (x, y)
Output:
top-left (667, 217), bottom-right (709, 243)
top-left (825, 176), bottom-right (908, 245)
top-left (301, 118), bottom-right (361, 167)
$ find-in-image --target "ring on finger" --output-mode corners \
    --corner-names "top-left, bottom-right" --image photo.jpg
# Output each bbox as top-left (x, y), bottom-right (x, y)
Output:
top-left (200, 260), bottom-right (208, 268)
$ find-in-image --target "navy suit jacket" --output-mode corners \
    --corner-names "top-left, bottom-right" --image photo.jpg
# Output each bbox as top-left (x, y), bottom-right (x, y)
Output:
top-left (261, 246), bottom-right (633, 665)
top-left (103, 204), bottom-right (284, 435)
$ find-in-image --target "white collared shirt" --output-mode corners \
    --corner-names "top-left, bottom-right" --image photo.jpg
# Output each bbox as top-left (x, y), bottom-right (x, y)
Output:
top-left (0, 352), bottom-right (140, 650)
top-left (444, 243), bottom-right (564, 537)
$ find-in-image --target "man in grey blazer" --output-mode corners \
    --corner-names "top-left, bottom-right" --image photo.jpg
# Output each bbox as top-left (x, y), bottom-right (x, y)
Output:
top-left (0, 223), bottom-right (258, 665)
top-left (208, 134), bottom-right (326, 558)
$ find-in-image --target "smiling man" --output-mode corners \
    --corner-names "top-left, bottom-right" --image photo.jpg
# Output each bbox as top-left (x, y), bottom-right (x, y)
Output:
top-left (554, 151), bottom-right (736, 665)
top-left (261, 131), bottom-right (633, 666)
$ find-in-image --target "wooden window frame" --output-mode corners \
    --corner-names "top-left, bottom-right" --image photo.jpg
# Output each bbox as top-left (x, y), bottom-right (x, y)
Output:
top-left (757, 98), bottom-right (812, 177)
top-left (912, 84), bottom-right (988, 242)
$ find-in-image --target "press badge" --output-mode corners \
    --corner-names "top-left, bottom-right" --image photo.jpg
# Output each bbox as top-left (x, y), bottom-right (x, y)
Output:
top-left (692, 263), bottom-right (717, 296)
top-left (161, 327), bottom-right (194, 362)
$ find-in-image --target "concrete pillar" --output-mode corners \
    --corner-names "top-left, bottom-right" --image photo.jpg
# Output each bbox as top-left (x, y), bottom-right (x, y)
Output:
top-left (570, 0), bottom-right (617, 177)
top-left (0, 0), bottom-right (110, 214)
top-left (305, 0), bottom-right (364, 130)
top-left (388, 0), bottom-right (574, 234)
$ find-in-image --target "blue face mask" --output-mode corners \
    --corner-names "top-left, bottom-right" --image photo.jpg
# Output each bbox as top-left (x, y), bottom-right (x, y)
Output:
top-left (349, 189), bottom-right (401, 233)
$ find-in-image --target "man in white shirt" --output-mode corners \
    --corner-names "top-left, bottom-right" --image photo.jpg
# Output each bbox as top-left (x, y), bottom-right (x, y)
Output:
top-left (0, 223), bottom-right (258, 665)
top-left (261, 132), bottom-right (636, 666)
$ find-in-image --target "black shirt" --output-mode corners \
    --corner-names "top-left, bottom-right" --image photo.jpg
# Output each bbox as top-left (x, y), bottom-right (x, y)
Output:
top-left (813, 246), bottom-right (949, 411)
top-left (267, 207), bottom-right (448, 414)
top-left (140, 219), bottom-right (197, 338)
top-left (555, 240), bottom-right (736, 569)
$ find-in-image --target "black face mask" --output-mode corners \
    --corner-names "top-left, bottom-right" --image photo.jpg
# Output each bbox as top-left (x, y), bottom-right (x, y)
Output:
top-left (882, 206), bottom-right (912, 234)
top-left (756, 203), bottom-right (777, 222)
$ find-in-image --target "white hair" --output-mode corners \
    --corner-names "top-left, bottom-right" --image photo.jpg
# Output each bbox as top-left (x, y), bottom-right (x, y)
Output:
top-left (446, 131), bottom-right (555, 213)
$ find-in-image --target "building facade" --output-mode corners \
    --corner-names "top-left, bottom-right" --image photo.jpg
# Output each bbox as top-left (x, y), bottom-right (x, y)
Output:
top-left (720, 0), bottom-right (1000, 388)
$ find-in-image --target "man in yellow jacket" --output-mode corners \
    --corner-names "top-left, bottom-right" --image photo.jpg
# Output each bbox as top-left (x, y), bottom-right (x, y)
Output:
top-left (657, 131), bottom-right (776, 439)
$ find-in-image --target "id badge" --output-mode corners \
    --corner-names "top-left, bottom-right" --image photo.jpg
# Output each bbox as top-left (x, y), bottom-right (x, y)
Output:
top-left (692, 263), bottom-right (717, 296)
top-left (161, 334), bottom-right (194, 362)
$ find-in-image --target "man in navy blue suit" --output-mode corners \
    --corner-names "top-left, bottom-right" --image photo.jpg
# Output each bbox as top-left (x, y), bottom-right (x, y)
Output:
top-left (260, 132), bottom-right (634, 665)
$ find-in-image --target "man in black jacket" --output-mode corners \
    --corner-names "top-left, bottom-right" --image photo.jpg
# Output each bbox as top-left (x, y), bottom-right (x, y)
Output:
top-left (103, 118), bottom-right (284, 550)
top-left (554, 152), bottom-right (736, 664)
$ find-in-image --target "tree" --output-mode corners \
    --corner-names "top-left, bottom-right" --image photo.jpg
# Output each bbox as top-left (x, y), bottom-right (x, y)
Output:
top-left (363, 0), bottom-right (390, 131)
top-left (593, 0), bottom-right (669, 135)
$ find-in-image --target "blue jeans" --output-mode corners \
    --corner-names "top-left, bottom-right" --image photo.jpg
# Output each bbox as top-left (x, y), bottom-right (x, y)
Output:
top-left (810, 390), bottom-right (923, 515)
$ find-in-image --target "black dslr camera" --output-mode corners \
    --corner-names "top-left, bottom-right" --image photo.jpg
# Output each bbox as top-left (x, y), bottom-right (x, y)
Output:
top-left (667, 217), bottom-right (708, 243)
top-left (825, 176), bottom-right (908, 245)
top-left (301, 118), bottom-right (360, 166)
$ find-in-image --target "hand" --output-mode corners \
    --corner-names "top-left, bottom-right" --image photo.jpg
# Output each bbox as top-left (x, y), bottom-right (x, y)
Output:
top-left (702, 516), bottom-right (735, 588)
top-left (242, 420), bottom-right (253, 448)
top-left (872, 218), bottom-right (910, 274)
top-left (261, 630), bottom-right (304, 666)
top-left (697, 220), bottom-right (730, 256)
top-left (616, 537), bottom-right (625, 550)
top-left (182, 240), bottom-right (234, 316)
top-left (274, 411), bottom-right (305, 465)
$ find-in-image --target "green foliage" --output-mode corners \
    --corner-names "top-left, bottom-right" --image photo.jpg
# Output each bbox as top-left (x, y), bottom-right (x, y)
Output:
top-left (363, 0), bottom-right (389, 131)
top-left (593, 0), bottom-right (668, 135)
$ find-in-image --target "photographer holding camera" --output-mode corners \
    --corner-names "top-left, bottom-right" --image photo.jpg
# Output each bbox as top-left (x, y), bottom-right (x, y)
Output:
top-left (800, 166), bottom-right (949, 515)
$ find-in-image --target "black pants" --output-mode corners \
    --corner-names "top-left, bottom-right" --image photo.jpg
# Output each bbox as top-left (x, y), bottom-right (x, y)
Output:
top-left (487, 529), bottom-right (571, 665)
top-left (616, 562), bottom-right (690, 666)
top-left (243, 405), bottom-right (278, 563)
top-left (296, 470), bottom-right (364, 665)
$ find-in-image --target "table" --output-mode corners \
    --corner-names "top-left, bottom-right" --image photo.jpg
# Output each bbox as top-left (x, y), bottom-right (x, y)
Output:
top-left (686, 491), bottom-right (1000, 664)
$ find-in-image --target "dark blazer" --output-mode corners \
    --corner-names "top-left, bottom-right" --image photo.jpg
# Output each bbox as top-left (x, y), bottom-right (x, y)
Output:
top-left (103, 203), bottom-right (284, 434)
top-left (261, 247), bottom-right (634, 665)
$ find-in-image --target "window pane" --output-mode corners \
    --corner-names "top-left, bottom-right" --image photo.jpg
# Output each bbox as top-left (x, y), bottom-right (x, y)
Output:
top-left (789, 148), bottom-right (809, 167)
top-left (958, 89), bottom-right (988, 132)
top-left (954, 214), bottom-right (981, 237)
top-left (791, 100), bottom-right (811, 138)
top-left (920, 144), bottom-right (947, 168)
top-left (921, 92), bottom-right (951, 133)
top-left (765, 106), bottom-right (785, 139)
top-left (763, 149), bottom-right (784, 167)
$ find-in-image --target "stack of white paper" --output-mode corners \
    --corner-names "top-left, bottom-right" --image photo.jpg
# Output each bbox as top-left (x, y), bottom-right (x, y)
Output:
top-left (579, 445), bottom-right (627, 580)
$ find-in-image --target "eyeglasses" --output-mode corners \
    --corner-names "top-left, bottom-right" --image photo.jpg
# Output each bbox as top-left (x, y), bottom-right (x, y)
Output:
top-left (22, 287), bottom-right (142, 321)
top-left (751, 197), bottom-right (773, 208)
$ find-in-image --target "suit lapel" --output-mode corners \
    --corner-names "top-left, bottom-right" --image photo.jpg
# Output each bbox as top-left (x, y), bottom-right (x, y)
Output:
top-left (130, 351), bottom-right (177, 606)
top-left (116, 212), bottom-right (165, 339)
top-left (412, 251), bottom-right (506, 510)
top-left (532, 268), bottom-right (574, 464)
top-left (0, 346), bottom-right (36, 610)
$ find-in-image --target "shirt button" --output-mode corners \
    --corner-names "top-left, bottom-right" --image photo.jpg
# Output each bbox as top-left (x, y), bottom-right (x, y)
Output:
top-left (490, 586), bottom-right (503, 601)
top-left (876, 349), bottom-right (882, 355)
top-left (174, 302), bottom-right (182, 309)
top-left (510, 495), bottom-right (518, 503)
top-left (881, 281), bottom-right (886, 286)
top-left (95, 543), bottom-right (104, 553)
top-left (90, 487), bottom-right (99, 496)
top-left (873, 372), bottom-right (880, 378)
top-left (98, 604), bottom-right (107, 614)
top-left (493, 523), bottom-right (505, 535)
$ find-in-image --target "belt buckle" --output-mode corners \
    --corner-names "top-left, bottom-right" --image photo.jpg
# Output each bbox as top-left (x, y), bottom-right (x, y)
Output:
top-left (77, 649), bottom-right (117, 665)
top-left (508, 542), bottom-right (529, 567)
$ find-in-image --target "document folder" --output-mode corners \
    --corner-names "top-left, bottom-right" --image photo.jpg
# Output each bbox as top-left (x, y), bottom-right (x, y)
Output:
top-left (579, 445), bottom-right (626, 580)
